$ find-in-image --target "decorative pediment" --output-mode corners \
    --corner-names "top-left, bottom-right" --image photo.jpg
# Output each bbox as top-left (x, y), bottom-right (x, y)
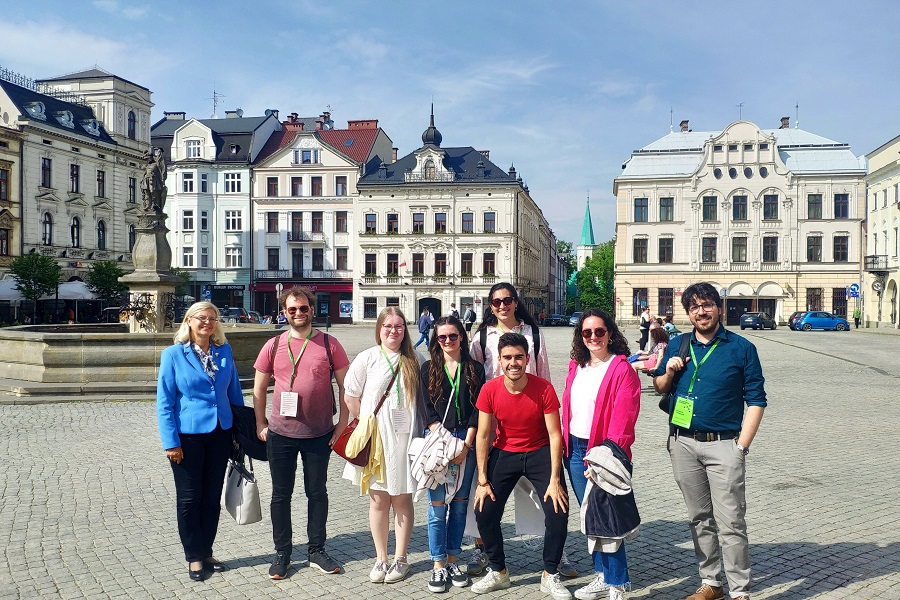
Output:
top-left (123, 204), bottom-right (140, 215)
top-left (66, 194), bottom-right (88, 207)
top-left (0, 209), bottom-right (15, 228)
top-left (35, 191), bottom-right (62, 203)
top-left (93, 200), bottom-right (113, 211)
top-left (295, 137), bottom-right (322, 149)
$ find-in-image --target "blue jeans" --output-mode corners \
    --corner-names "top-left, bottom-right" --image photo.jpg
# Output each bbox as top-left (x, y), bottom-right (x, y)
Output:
top-left (426, 428), bottom-right (477, 562)
top-left (414, 331), bottom-right (430, 348)
top-left (566, 435), bottom-right (630, 586)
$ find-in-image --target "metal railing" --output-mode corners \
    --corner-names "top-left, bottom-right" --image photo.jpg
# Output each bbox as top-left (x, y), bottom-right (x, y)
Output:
top-left (864, 255), bottom-right (889, 271)
top-left (255, 269), bottom-right (289, 279)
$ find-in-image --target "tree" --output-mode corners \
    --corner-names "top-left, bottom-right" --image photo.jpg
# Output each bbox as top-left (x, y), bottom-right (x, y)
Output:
top-left (10, 254), bottom-right (61, 318)
top-left (169, 267), bottom-right (192, 297)
top-left (575, 239), bottom-right (615, 313)
top-left (86, 261), bottom-right (129, 305)
top-left (556, 240), bottom-right (577, 281)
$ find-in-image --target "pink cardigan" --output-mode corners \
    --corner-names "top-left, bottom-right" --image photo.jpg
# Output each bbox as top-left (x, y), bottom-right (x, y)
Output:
top-left (561, 355), bottom-right (642, 460)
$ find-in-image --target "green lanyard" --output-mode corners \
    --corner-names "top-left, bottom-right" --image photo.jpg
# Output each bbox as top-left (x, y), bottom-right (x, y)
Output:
top-left (686, 338), bottom-right (721, 395)
top-left (443, 363), bottom-right (461, 423)
top-left (379, 345), bottom-right (403, 407)
top-left (287, 329), bottom-right (313, 388)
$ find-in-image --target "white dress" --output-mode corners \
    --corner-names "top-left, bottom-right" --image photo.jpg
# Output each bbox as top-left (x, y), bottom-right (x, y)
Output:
top-left (342, 346), bottom-right (418, 496)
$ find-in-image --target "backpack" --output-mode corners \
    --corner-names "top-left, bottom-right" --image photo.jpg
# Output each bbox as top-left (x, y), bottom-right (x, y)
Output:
top-left (268, 331), bottom-right (337, 413)
top-left (657, 331), bottom-right (692, 414)
top-left (479, 322), bottom-right (541, 365)
top-left (450, 309), bottom-right (459, 319)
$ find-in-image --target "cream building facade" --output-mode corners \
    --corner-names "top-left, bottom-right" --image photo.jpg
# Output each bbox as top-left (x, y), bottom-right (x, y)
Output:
top-left (863, 134), bottom-right (900, 328)
top-left (613, 118), bottom-right (866, 326)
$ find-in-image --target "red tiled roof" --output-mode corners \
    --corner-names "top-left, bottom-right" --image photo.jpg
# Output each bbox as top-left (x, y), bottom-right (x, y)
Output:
top-left (255, 127), bottom-right (298, 164)
top-left (319, 128), bottom-right (379, 164)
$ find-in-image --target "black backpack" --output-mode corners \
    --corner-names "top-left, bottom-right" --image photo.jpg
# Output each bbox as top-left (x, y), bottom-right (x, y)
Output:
top-left (479, 322), bottom-right (541, 364)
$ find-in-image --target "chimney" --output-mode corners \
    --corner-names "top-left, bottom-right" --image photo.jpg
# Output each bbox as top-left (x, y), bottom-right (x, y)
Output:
top-left (347, 119), bottom-right (379, 129)
top-left (391, 147), bottom-right (398, 163)
top-left (479, 150), bottom-right (490, 160)
top-left (680, 120), bottom-right (690, 132)
top-left (164, 111), bottom-right (186, 121)
top-left (780, 116), bottom-right (790, 129)
top-left (225, 110), bottom-right (239, 119)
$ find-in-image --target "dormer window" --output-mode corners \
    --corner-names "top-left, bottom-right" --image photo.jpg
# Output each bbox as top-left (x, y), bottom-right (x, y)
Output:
top-left (81, 119), bottom-right (101, 136)
top-left (55, 111), bottom-right (75, 129)
top-left (424, 160), bottom-right (436, 180)
top-left (25, 102), bottom-right (47, 120)
top-left (185, 139), bottom-right (201, 159)
top-left (230, 144), bottom-right (241, 155)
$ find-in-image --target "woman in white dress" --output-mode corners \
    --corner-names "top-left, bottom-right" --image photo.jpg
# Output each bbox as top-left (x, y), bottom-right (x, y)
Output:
top-left (343, 307), bottom-right (421, 584)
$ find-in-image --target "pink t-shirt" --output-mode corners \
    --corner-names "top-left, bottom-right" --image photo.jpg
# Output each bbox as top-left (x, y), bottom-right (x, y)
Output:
top-left (254, 330), bottom-right (350, 439)
top-left (475, 375), bottom-right (560, 452)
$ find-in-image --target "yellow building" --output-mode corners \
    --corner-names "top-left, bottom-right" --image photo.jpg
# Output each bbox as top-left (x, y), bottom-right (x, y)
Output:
top-left (0, 126), bottom-right (22, 272)
top-left (863, 135), bottom-right (900, 328)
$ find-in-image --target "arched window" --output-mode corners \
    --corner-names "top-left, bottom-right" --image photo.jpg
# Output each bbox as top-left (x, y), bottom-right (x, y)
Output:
top-left (128, 224), bottom-right (136, 251)
top-left (42, 212), bottom-right (53, 245)
top-left (424, 159), bottom-right (435, 180)
top-left (127, 111), bottom-right (136, 140)
top-left (71, 216), bottom-right (81, 248)
top-left (97, 220), bottom-right (107, 250)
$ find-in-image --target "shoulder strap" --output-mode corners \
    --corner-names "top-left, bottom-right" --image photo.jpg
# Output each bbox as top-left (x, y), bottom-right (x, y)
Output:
top-left (479, 326), bottom-right (487, 359)
top-left (268, 332), bottom-right (285, 367)
top-left (373, 369), bottom-right (399, 416)
top-left (323, 333), bottom-right (334, 378)
top-left (532, 323), bottom-right (541, 360)
top-left (677, 330), bottom-right (692, 358)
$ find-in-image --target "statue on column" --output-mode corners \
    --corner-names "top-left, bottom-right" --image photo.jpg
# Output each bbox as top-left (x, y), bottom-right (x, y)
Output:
top-left (140, 147), bottom-right (167, 213)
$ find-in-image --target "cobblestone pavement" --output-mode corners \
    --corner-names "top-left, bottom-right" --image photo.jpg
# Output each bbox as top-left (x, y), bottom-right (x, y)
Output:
top-left (0, 323), bottom-right (897, 599)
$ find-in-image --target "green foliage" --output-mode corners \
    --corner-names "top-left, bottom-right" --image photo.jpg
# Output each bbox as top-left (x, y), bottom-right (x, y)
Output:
top-left (169, 267), bottom-right (192, 296)
top-left (86, 261), bottom-right (129, 304)
top-left (575, 239), bottom-right (615, 313)
top-left (556, 239), bottom-right (577, 280)
top-left (10, 254), bottom-right (61, 303)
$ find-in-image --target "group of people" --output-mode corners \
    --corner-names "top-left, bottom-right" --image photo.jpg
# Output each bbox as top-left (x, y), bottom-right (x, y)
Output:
top-left (157, 281), bottom-right (766, 600)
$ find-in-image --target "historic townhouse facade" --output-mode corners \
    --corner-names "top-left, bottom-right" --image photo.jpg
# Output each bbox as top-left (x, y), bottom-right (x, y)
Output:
top-left (151, 110), bottom-right (280, 309)
top-left (353, 112), bottom-right (554, 323)
top-left (0, 67), bottom-right (152, 282)
top-left (250, 113), bottom-right (393, 321)
top-left (863, 134), bottom-right (900, 328)
top-left (613, 118), bottom-right (866, 325)
top-left (0, 122), bottom-right (23, 274)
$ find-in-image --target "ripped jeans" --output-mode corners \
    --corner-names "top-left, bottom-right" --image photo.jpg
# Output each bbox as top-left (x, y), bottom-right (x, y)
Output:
top-left (426, 428), bottom-right (477, 562)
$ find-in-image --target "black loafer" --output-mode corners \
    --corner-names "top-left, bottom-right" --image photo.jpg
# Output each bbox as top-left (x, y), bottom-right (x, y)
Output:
top-left (189, 567), bottom-right (208, 582)
top-left (203, 560), bottom-right (229, 573)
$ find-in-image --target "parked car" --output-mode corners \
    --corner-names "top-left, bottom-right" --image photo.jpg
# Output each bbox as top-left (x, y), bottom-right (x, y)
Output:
top-left (740, 312), bottom-right (776, 330)
top-left (796, 311), bottom-right (850, 331)
top-left (568, 312), bottom-right (583, 327)
top-left (248, 310), bottom-right (263, 324)
top-left (100, 307), bottom-right (124, 323)
top-left (788, 311), bottom-right (807, 331)
top-left (548, 313), bottom-right (565, 326)
top-left (220, 307), bottom-right (250, 323)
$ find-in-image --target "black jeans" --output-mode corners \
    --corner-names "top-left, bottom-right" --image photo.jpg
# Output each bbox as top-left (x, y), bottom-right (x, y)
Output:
top-left (267, 430), bottom-right (332, 555)
top-left (170, 424), bottom-right (232, 562)
top-left (639, 327), bottom-right (649, 351)
top-left (474, 445), bottom-right (568, 574)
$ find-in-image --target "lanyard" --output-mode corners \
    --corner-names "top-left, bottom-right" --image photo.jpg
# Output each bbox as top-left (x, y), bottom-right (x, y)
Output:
top-left (379, 345), bottom-right (403, 407)
top-left (287, 329), bottom-right (313, 388)
top-left (496, 321), bottom-right (523, 334)
top-left (686, 337), bottom-right (721, 395)
top-left (443, 363), bottom-right (461, 423)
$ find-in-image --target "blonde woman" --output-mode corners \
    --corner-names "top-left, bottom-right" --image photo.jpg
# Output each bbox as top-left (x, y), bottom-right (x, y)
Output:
top-left (343, 307), bottom-right (421, 583)
top-left (157, 302), bottom-right (245, 582)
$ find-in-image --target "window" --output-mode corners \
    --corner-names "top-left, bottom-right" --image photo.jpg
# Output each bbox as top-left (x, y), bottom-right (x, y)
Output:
top-left (291, 176), bottom-right (302, 197)
top-left (413, 212), bottom-right (425, 234)
top-left (70, 216), bottom-right (81, 247)
top-left (461, 253), bottom-right (473, 275)
top-left (128, 224), bottom-right (135, 251)
top-left (312, 248), bottom-right (324, 271)
top-left (483, 252), bottom-right (496, 275)
top-left (702, 196), bottom-right (717, 221)
top-left (267, 177), bottom-right (278, 197)
top-left (292, 248), bottom-right (302, 276)
top-left (744, 144), bottom-right (753, 151)
top-left (336, 247), bottom-right (348, 270)
top-left (808, 194), bottom-right (822, 219)
top-left (832, 288), bottom-right (848, 318)
top-left (387, 253), bottom-right (399, 275)
top-left (659, 238), bottom-right (673, 263)
top-left (833, 235), bottom-right (849, 262)
top-left (185, 139), bottom-right (201, 159)
top-left (462, 212), bottom-right (474, 233)
top-left (182, 246), bottom-right (194, 267)
top-left (312, 211), bottom-right (323, 233)
top-left (365, 213), bottom-right (376, 234)
top-left (224, 247), bottom-right (241, 268)
top-left (632, 288), bottom-right (648, 316)
top-left (96, 221), bottom-right (106, 250)
top-left (807, 237), bottom-right (822, 262)
top-left (659, 197), bottom-right (674, 221)
top-left (807, 288), bottom-right (823, 311)
top-left (290, 212), bottom-right (303, 237)
top-left (200, 247), bottom-right (208, 268)
top-left (335, 176), bottom-right (347, 196)
top-left (760, 143), bottom-right (769, 150)
top-left (200, 211), bottom-right (208, 231)
top-left (128, 177), bottom-right (136, 203)
top-left (364, 297), bottom-right (377, 319)
top-left (182, 210), bottom-right (194, 231)
top-left (183, 172), bottom-right (194, 193)
top-left (435, 213), bottom-right (447, 233)
top-left (301, 149), bottom-right (318, 164)
top-left (267, 248), bottom-right (279, 270)
top-left (225, 172), bottom-right (241, 193)
top-left (266, 212), bottom-right (278, 233)
top-left (225, 210), bottom-right (242, 231)
top-left (0, 168), bottom-right (7, 200)
top-left (387, 213), bottom-right (398, 234)
top-left (834, 193), bottom-right (849, 219)
top-left (484, 212), bottom-right (496, 233)
top-left (0, 229), bottom-right (7, 256)
top-left (365, 253), bottom-right (376, 275)
top-left (763, 194), bottom-right (778, 220)
top-left (413, 253), bottom-right (424, 275)
top-left (42, 212), bottom-right (53, 245)
top-left (701, 237), bottom-right (717, 263)
top-left (127, 111), bottom-right (136, 140)
top-left (70, 164), bottom-right (80, 193)
top-left (658, 288), bottom-right (674, 317)
top-left (41, 158), bottom-right (52, 187)
top-left (434, 253), bottom-right (447, 276)
top-left (732, 237), bottom-right (747, 262)
top-left (311, 176), bottom-right (322, 196)
top-left (96, 170), bottom-right (106, 197)
top-left (633, 197), bottom-right (648, 222)
top-left (633, 238), bottom-right (648, 263)
top-left (732, 195), bottom-right (748, 220)
top-left (336, 211), bottom-right (347, 232)
top-left (424, 160), bottom-right (436, 179)
top-left (386, 297), bottom-right (400, 307)
top-left (762, 236), bottom-right (778, 262)
top-left (200, 173), bottom-right (208, 193)
top-left (728, 144), bottom-right (738, 152)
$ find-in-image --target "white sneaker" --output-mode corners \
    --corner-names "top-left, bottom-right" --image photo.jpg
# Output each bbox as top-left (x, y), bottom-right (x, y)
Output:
top-left (472, 568), bottom-right (511, 594)
top-left (558, 551), bottom-right (578, 577)
top-left (384, 558), bottom-right (410, 584)
top-left (608, 586), bottom-right (626, 600)
top-left (575, 572), bottom-right (609, 600)
top-left (369, 560), bottom-right (388, 583)
top-left (541, 571), bottom-right (573, 600)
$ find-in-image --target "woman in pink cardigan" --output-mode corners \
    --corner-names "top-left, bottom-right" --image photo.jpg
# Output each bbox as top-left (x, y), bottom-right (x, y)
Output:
top-left (561, 309), bottom-right (641, 600)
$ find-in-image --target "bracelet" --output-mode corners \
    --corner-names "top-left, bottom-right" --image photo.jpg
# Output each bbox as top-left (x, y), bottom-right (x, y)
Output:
top-left (477, 480), bottom-right (491, 487)
top-left (464, 441), bottom-right (473, 450)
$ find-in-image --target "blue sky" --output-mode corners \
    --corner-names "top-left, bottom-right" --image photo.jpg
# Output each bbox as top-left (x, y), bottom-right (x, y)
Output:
top-left (2, 1), bottom-right (899, 246)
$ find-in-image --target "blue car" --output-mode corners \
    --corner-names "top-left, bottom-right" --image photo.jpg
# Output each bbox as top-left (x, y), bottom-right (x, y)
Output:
top-left (796, 311), bottom-right (850, 331)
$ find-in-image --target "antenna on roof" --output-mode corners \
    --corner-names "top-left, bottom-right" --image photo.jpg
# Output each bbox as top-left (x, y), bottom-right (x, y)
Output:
top-left (795, 102), bottom-right (799, 129)
top-left (208, 83), bottom-right (225, 119)
top-left (736, 102), bottom-right (744, 120)
top-left (669, 107), bottom-right (673, 132)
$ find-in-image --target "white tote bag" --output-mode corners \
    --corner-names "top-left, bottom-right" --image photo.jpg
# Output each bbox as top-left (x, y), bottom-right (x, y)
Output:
top-left (221, 458), bottom-right (262, 525)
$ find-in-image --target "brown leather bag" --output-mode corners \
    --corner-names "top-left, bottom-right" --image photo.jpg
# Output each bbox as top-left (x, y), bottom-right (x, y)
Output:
top-left (333, 369), bottom-right (398, 466)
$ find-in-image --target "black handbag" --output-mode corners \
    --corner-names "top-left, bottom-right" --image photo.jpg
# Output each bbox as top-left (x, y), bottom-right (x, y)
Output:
top-left (231, 404), bottom-right (268, 461)
top-left (657, 331), bottom-right (693, 413)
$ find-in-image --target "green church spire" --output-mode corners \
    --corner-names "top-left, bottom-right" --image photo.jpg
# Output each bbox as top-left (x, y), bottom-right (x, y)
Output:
top-left (580, 199), bottom-right (595, 246)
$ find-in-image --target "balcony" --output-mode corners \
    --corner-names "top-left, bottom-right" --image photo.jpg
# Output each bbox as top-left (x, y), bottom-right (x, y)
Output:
top-left (459, 275), bottom-right (474, 284)
top-left (483, 275), bottom-right (497, 284)
top-left (433, 275), bottom-right (447, 284)
top-left (404, 172), bottom-right (456, 183)
top-left (699, 263), bottom-right (718, 271)
top-left (864, 255), bottom-right (889, 272)
top-left (731, 262), bottom-right (752, 272)
top-left (256, 269), bottom-right (289, 279)
top-left (286, 231), bottom-right (310, 242)
top-left (292, 269), bottom-right (352, 279)
top-left (363, 274), bottom-right (378, 285)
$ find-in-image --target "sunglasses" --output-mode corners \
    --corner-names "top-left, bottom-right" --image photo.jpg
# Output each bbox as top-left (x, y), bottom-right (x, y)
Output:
top-left (490, 297), bottom-right (516, 308)
top-left (285, 305), bottom-right (310, 314)
top-left (437, 333), bottom-right (460, 343)
top-left (581, 327), bottom-right (608, 339)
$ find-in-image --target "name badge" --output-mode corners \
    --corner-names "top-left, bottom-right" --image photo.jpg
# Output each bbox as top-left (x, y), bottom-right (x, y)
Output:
top-left (670, 395), bottom-right (694, 429)
top-left (280, 392), bottom-right (299, 418)
top-left (391, 408), bottom-right (411, 434)
top-left (220, 357), bottom-right (226, 368)
top-left (446, 463), bottom-right (460, 489)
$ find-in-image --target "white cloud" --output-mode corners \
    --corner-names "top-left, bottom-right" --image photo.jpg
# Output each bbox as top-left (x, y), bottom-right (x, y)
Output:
top-left (0, 21), bottom-right (130, 77)
top-left (91, 0), bottom-right (147, 19)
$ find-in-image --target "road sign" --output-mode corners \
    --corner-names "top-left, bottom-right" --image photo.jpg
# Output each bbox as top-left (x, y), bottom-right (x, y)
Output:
top-left (848, 283), bottom-right (860, 294)
top-left (848, 282), bottom-right (860, 298)
top-left (275, 283), bottom-right (283, 295)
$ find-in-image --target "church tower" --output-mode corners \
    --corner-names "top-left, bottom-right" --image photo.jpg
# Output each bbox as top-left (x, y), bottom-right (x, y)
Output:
top-left (576, 198), bottom-right (596, 269)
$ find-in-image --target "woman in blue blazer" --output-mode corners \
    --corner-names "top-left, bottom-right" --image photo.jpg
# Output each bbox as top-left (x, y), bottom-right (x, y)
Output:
top-left (157, 301), bottom-right (245, 582)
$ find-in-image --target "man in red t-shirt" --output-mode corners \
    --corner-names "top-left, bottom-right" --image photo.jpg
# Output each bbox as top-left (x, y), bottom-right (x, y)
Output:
top-left (253, 287), bottom-right (350, 580)
top-left (471, 332), bottom-right (571, 598)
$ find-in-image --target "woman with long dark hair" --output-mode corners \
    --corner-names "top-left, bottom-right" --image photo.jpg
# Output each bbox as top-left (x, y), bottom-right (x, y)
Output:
top-left (561, 309), bottom-right (641, 600)
top-left (417, 316), bottom-right (485, 592)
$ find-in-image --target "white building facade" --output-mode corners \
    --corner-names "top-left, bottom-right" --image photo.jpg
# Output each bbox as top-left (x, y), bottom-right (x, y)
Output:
top-left (863, 134), bottom-right (900, 328)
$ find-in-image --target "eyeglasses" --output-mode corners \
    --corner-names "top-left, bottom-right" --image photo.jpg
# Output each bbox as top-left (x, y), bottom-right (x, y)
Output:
top-left (437, 333), bottom-right (460, 343)
top-left (192, 316), bottom-right (219, 323)
top-left (490, 297), bottom-right (516, 308)
top-left (580, 327), bottom-right (608, 339)
top-left (285, 305), bottom-right (310, 314)
top-left (382, 324), bottom-right (405, 331)
top-left (688, 302), bottom-right (717, 314)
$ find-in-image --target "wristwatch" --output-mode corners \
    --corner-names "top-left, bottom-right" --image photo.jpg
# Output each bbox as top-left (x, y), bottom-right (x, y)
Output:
top-left (735, 442), bottom-right (749, 455)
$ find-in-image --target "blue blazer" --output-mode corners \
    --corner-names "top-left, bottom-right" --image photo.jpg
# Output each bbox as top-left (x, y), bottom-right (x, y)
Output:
top-left (157, 341), bottom-right (244, 450)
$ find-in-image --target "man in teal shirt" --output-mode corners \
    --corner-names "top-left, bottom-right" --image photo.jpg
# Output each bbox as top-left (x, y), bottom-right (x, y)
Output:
top-left (652, 282), bottom-right (766, 600)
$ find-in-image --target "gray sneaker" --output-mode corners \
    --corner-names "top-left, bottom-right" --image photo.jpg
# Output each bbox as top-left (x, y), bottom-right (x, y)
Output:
top-left (472, 568), bottom-right (511, 594)
top-left (575, 573), bottom-right (609, 600)
top-left (384, 557), bottom-right (410, 584)
top-left (467, 547), bottom-right (488, 576)
top-left (558, 551), bottom-right (578, 577)
top-left (541, 571), bottom-right (574, 600)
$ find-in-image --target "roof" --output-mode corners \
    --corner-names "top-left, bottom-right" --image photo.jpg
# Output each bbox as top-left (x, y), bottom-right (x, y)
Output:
top-left (319, 128), bottom-right (380, 163)
top-left (151, 115), bottom-right (270, 137)
top-left (151, 115), bottom-right (275, 163)
top-left (38, 66), bottom-right (150, 92)
top-left (580, 200), bottom-right (595, 246)
top-left (358, 146), bottom-right (517, 185)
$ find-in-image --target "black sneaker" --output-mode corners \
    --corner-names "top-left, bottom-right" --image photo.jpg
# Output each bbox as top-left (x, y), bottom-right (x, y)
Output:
top-left (308, 548), bottom-right (342, 574)
top-left (268, 551), bottom-right (291, 580)
top-left (447, 562), bottom-right (470, 587)
top-left (428, 567), bottom-right (448, 593)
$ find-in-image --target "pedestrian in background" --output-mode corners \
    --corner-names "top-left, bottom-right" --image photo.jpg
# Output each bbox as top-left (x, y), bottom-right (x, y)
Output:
top-left (415, 307), bottom-right (434, 349)
top-left (637, 307), bottom-right (651, 351)
top-left (853, 307), bottom-right (861, 328)
top-left (463, 303), bottom-right (477, 333)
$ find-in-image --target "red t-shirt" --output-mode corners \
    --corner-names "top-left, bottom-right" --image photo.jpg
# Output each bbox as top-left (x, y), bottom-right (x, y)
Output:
top-left (475, 375), bottom-right (560, 452)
